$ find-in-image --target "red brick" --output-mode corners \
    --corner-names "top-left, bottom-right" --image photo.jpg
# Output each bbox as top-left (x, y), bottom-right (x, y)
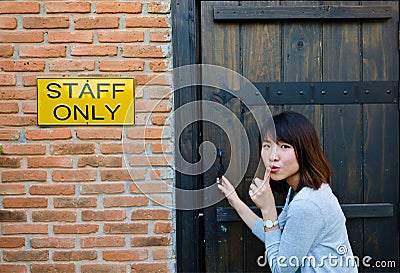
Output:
top-left (26, 128), bottom-right (71, 140)
top-left (150, 31), bottom-right (171, 42)
top-left (0, 88), bottom-right (36, 99)
top-left (31, 264), bottom-right (75, 273)
top-left (150, 61), bottom-right (169, 72)
top-left (103, 223), bottom-right (148, 234)
top-left (0, 2), bottom-right (40, 14)
top-left (0, 129), bottom-right (19, 141)
top-left (0, 184), bottom-right (25, 195)
top-left (103, 196), bottom-right (148, 207)
top-left (3, 250), bottom-right (48, 262)
top-left (0, 17), bottom-right (17, 29)
top-left (100, 142), bottom-right (146, 154)
top-left (0, 265), bottom-right (26, 273)
top-left (54, 224), bottom-right (98, 234)
top-left (98, 30), bottom-right (144, 42)
top-left (154, 222), bottom-right (173, 234)
top-left (148, 2), bottom-right (170, 13)
top-left (74, 17), bottom-right (119, 29)
top-left (54, 197), bottom-right (97, 208)
top-left (30, 184), bottom-right (75, 195)
top-left (3, 197), bottom-right (48, 208)
top-left (0, 156), bottom-right (21, 168)
top-left (48, 31), bottom-right (93, 43)
top-left (78, 155), bottom-right (122, 167)
top-left (53, 250), bottom-right (97, 261)
top-left (32, 210), bottom-right (76, 222)
top-left (103, 249), bottom-right (147, 261)
top-left (81, 183), bottom-right (125, 194)
top-left (2, 170), bottom-right (47, 182)
top-left (99, 60), bottom-right (144, 72)
top-left (52, 169), bottom-right (97, 182)
top-left (0, 60), bottom-right (45, 71)
top-left (27, 156), bottom-right (73, 168)
top-left (151, 143), bottom-right (170, 153)
top-left (80, 236), bottom-right (125, 248)
top-left (152, 115), bottom-right (168, 125)
top-left (81, 264), bottom-right (126, 273)
top-left (126, 17), bottom-right (169, 28)
top-left (0, 210), bottom-right (26, 222)
top-left (130, 155), bottom-right (172, 167)
top-left (0, 74), bottom-right (16, 86)
top-left (51, 142), bottom-right (95, 155)
top-left (153, 248), bottom-right (171, 260)
top-left (0, 115), bottom-right (37, 126)
top-left (82, 210), bottom-right (126, 221)
top-left (23, 73), bottom-right (67, 86)
top-left (127, 127), bottom-right (164, 140)
top-left (19, 45), bottom-right (66, 58)
top-left (130, 182), bottom-right (171, 194)
top-left (71, 45), bottom-right (117, 56)
top-left (0, 237), bottom-right (25, 248)
top-left (76, 128), bottom-right (122, 139)
top-left (123, 45), bottom-right (166, 58)
top-left (0, 45), bottom-right (13, 57)
top-left (0, 31), bottom-right (43, 43)
top-left (46, 2), bottom-right (91, 13)
top-left (49, 60), bottom-right (95, 71)
top-left (151, 194), bottom-right (172, 206)
top-left (2, 223), bottom-right (48, 234)
top-left (133, 74), bottom-right (151, 85)
top-left (100, 168), bottom-right (146, 181)
top-left (31, 237), bottom-right (75, 248)
top-left (131, 235), bottom-right (170, 247)
top-left (96, 2), bottom-right (141, 13)
top-left (131, 209), bottom-right (171, 220)
top-left (22, 101), bottom-right (36, 114)
top-left (23, 17), bottom-right (69, 29)
top-left (131, 263), bottom-right (168, 273)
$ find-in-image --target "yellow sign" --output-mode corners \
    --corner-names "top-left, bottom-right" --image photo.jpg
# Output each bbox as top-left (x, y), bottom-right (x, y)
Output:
top-left (37, 78), bottom-right (135, 125)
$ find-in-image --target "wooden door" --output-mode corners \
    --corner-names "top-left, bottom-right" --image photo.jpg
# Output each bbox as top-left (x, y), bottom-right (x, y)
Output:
top-left (197, 1), bottom-right (399, 273)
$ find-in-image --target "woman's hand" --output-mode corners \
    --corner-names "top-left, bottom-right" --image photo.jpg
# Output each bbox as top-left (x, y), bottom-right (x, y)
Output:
top-left (249, 174), bottom-right (275, 214)
top-left (217, 176), bottom-right (240, 207)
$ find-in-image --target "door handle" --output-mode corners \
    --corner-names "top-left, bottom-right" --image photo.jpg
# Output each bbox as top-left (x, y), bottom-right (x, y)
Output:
top-left (216, 147), bottom-right (225, 179)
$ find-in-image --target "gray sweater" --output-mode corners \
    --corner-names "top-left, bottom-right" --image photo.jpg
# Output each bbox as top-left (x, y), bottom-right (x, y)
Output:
top-left (252, 183), bottom-right (358, 273)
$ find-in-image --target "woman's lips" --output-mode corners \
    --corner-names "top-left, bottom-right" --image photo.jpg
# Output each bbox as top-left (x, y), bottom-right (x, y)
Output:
top-left (270, 166), bottom-right (279, 172)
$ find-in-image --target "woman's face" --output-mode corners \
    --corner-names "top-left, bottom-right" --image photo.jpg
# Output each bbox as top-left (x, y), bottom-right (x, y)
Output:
top-left (261, 139), bottom-right (300, 187)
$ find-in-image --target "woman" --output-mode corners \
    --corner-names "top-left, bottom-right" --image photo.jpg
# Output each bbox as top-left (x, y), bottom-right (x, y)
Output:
top-left (217, 111), bottom-right (358, 273)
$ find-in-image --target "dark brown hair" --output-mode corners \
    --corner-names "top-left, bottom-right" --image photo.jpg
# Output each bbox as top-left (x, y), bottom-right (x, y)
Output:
top-left (263, 111), bottom-right (332, 192)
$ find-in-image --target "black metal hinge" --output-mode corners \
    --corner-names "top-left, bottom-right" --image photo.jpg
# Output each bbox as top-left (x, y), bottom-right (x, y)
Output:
top-left (252, 81), bottom-right (399, 106)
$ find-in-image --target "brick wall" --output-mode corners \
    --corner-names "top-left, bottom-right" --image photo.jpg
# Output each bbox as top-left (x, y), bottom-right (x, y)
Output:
top-left (0, 1), bottom-right (174, 272)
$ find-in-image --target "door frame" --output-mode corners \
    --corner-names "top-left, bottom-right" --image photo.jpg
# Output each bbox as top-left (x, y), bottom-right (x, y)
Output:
top-left (172, 0), bottom-right (203, 272)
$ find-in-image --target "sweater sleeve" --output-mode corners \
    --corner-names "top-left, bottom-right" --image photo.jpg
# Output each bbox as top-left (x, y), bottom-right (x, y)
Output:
top-left (264, 199), bottom-right (324, 273)
top-left (251, 217), bottom-right (265, 242)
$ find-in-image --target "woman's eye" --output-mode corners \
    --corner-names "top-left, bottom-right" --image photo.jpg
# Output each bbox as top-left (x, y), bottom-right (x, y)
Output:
top-left (262, 143), bottom-right (270, 149)
top-left (281, 144), bottom-right (291, 149)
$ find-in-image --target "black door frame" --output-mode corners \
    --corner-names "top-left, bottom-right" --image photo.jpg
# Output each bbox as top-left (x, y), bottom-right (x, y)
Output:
top-left (172, 0), bottom-right (203, 272)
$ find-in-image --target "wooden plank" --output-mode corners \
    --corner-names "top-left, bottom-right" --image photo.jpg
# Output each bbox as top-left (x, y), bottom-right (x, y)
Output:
top-left (241, 2), bottom-right (281, 271)
top-left (172, 0), bottom-right (204, 272)
top-left (201, 1), bottom-right (244, 272)
top-left (362, 1), bottom-right (399, 272)
top-left (282, 0), bottom-right (322, 138)
top-left (321, 0), bottom-right (364, 261)
top-left (214, 5), bottom-right (393, 20)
